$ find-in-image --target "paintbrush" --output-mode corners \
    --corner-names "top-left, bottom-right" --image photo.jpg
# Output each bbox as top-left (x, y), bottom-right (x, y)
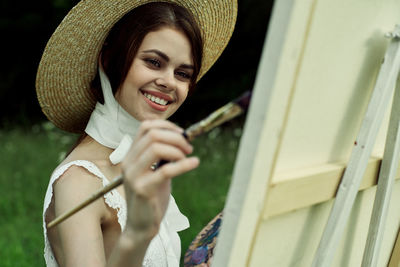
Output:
top-left (47, 90), bottom-right (252, 229)
top-left (184, 90), bottom-right (251, 141)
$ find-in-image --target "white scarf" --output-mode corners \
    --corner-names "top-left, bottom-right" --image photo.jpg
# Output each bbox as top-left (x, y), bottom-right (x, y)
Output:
top-left (85, 66), bottom-right (141, 164)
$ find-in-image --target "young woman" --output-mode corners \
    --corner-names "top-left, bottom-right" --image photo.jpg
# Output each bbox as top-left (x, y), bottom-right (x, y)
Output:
top-left (36, 1), bottom-right (237, 267)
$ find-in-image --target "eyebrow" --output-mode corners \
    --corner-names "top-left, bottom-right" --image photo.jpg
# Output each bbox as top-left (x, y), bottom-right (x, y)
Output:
top-left (142, 49), bottom-right (194, 70)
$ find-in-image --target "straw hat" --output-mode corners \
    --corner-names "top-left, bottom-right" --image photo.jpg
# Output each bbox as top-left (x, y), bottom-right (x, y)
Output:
top-left (36, 0), bottom-right (238, 133)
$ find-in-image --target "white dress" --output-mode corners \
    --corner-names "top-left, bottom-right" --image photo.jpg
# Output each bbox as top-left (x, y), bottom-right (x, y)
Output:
top-left (43, 160), bottom-right (189, 267)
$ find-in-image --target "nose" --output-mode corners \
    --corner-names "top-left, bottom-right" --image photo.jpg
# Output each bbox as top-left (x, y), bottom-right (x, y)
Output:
top-left (155, 69), bottom-right (176, 91)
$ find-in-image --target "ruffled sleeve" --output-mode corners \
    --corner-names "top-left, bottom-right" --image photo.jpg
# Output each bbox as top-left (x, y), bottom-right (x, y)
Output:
top-left (165, 195), bottom-right (190, 232)
top-left (156, 195), bottom-right (190, 266)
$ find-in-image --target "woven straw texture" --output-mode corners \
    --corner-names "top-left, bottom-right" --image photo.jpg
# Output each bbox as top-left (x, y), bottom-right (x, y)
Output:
top-left (36, 0), bottom-right (238, 133)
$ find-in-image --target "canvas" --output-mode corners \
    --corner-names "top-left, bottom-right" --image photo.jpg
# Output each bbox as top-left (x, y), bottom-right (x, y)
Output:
top-left (214, 0), bottom-right (400, 266)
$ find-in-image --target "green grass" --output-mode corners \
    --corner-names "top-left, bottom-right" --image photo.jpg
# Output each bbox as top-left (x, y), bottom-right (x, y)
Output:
top-left (173, 126), bottom-right (242, 254)
top-left (0, 124), bottom-right (76, 266)
top-left (0, 123), bottom-right (241, 266)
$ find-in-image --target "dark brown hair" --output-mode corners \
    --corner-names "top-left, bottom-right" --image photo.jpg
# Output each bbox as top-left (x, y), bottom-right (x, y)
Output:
top-left (92, 2), bottom-right (203, 103)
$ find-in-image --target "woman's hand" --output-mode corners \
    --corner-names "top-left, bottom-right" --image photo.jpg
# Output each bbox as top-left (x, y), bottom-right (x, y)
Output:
top-left (121, 120), bottom-right (199, 239)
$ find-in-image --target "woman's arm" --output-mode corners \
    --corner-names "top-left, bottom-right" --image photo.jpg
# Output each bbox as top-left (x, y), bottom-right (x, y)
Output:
top-left (53, 120), bottom-right (198, 267)
top-left (108, 120), bottom-right (199, 265)
top-left (53, 166), bottom-right (153, 267)
top-left (53, 166), bottom-right (110, 267)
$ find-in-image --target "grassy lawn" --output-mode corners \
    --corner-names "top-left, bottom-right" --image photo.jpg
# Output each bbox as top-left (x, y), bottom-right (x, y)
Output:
top-left (0, 123), bottom-right (241, 266)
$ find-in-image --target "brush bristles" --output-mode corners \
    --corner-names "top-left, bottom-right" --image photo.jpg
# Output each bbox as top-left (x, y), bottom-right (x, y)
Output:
top-left (233, 90), bottom-right (252, 111)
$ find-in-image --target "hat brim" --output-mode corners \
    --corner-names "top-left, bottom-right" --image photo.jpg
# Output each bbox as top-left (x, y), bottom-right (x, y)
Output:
top-left (36, 0), bottom-right (238, 133)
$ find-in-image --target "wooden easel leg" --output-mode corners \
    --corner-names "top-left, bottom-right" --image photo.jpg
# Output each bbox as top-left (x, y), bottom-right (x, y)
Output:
top-left (311, 25), bottom-right (400, 267)
top-left (362, 65), bottom-right (400, 266)
top-left (388, 227), bottom-right (400, 267)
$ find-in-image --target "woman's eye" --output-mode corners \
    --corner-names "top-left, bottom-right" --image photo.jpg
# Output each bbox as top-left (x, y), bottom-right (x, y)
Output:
top-left (176, 71), bottom-right (191, 80)
top-left (145, 58), bottom-right (161, 68)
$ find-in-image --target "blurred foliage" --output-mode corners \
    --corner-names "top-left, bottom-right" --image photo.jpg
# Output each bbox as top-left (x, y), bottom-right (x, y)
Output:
top-left (0, 122), bottom-right (240, 266)
top-left (0, 0), bottom-right (79, 127)
top-left (0, 0), bottom-right (273, 128)
top-left (0, 123), bottom-right (76, 266)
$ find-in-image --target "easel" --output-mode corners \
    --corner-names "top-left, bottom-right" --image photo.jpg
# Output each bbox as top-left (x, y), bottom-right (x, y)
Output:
top-left (312, 25), bottom-right (400, 267)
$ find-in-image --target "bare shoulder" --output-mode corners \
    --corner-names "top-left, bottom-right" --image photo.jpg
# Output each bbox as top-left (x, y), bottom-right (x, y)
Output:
top-left (53, 164), bottom-right (107, 219)
top-left (55, 163), bottom-right (103, 188)
top-left (50, 165), bottom-right (110, 266)
top-left (47, 139), bottom-right (120, 266)
top-left (51, 136), bottom-right (122, 222)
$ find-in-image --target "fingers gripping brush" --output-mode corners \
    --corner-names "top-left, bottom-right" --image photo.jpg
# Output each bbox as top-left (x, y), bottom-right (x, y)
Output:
top-left (155, 90), bottom-right (252, 168)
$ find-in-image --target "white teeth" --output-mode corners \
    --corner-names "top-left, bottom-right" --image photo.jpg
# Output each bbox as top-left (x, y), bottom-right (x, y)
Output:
top-left (144, 93), bottom-right (168, 106)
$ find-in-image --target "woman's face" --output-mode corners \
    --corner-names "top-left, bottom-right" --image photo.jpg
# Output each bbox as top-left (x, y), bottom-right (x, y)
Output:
top-left (115, 26), bottom-right (194, 121)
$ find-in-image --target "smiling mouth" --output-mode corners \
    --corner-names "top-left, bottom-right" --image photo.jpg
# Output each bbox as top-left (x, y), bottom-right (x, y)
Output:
top-left (142, 92), bottom-right (170, 106)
